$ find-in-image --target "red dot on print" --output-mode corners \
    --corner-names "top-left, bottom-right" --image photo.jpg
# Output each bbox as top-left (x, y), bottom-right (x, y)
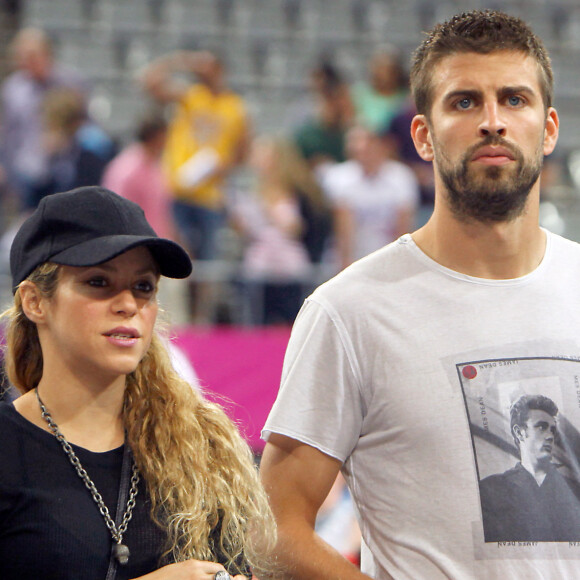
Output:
top-left (462, 365), bottom-right (477, 379)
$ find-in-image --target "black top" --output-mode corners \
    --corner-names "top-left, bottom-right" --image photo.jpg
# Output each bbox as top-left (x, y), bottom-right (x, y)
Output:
top-left (480, 461), bottom-right (580, 542)
top-left (0, 401), bottom-right (167, 580)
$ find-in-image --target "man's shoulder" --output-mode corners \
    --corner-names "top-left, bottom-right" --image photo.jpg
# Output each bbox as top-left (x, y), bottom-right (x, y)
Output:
top-left (545, 231), bottom-right (580, 276)
top-left (480, 464), bottom-right (526, 490)
top-left (192, 82), bottom-right (245, 101)
top-left (549, 230), bottom-right (580, 255)
top-left (311, 236), bottom-right (416, 301)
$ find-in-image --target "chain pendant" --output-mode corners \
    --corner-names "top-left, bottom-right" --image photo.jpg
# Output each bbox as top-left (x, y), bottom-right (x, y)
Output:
top-left (36, 389), bottom-right (139, 571)
top-left (113, 542), bottom-right (130, 565)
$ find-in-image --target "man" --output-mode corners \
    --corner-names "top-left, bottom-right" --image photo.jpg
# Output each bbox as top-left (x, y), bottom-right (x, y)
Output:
top-left (0, 27), bottom-right (87, 211)
top-left (102, 110), bottom-right (173, 240)
top-left (479, 395), bottom-right (580, 542)
top-left (141, 49), bottom-right (250, 323)
top-left (260, 10), bottom-right (580, 579)
top-left (141, 49), bottom-right (249, 262)
top-left (351, 45), bottom-right (408, 133)
top-left (323, 124), bottom-right (419, 270)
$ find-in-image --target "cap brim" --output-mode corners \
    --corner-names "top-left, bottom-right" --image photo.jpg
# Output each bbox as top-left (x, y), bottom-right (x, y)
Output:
top-left (50, 235), bottom-right (193, 279)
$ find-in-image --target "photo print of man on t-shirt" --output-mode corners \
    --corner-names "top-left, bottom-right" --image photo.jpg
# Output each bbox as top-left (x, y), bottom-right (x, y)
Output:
top-left (457, 355), bottom-right (580, 545)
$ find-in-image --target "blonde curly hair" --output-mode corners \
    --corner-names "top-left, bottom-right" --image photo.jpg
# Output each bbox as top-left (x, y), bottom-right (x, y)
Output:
top-left (2, 262), bottom-right (276, 577)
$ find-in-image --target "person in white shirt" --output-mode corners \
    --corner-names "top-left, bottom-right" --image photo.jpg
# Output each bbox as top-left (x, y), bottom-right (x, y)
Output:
top-left (323, 125), bottom-right (419, 269)
top-left (259, 9), bottom-right (580, 580)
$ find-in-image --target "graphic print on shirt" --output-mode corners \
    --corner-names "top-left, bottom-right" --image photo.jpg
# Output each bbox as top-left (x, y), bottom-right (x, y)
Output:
top-left (457, 356), bottom-right (580, 552)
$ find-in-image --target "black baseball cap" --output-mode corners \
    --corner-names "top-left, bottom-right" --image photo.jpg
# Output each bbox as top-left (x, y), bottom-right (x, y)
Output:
top-left (10, 186), bottom-right (193, 292)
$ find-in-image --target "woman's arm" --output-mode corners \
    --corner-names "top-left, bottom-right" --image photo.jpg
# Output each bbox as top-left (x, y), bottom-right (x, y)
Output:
top-left (132, 560), bottom-right (247, 579)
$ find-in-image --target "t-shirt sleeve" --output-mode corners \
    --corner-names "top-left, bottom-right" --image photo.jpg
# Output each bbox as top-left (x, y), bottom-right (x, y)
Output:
top-left (262, 298), bottom-right (365, 463)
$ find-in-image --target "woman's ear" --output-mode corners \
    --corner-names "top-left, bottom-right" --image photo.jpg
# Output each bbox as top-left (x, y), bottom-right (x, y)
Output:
top-left (19, 281), bottom-right (46, 324)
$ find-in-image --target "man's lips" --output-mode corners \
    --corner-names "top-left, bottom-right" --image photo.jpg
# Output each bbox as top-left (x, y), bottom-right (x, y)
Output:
top-left (471, 146), bottom-right (515, 165)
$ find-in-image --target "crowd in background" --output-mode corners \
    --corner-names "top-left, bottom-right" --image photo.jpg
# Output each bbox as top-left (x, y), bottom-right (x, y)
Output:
top-left (0, 16), bottom-right (376, 562)
top-left (0, 21), bottom-right (431, 326)
top-left (0, 2), bottom-right (577, 571)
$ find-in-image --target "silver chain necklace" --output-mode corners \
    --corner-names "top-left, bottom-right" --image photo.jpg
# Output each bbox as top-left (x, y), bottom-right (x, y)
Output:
top-left (35, 388), bottom-right (140, 566)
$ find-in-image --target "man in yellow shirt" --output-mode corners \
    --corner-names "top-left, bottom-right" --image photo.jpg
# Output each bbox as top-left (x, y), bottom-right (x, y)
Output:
top-left (142, 50), bottom-right (250, 322)
top-left (142, 49), bottom-right (249, 257)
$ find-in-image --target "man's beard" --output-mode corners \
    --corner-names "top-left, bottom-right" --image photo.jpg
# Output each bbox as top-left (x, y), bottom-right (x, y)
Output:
top-left (435, 135), bottom-right (544, 223)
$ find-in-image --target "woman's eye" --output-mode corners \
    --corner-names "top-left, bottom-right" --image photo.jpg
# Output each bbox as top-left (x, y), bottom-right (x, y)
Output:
top-left (88, 277), bottom-right (107, 287)
top-left (135, 280), bottom-right (156, 294)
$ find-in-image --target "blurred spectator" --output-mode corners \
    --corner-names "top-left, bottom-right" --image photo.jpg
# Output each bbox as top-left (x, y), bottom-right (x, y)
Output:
top-left (141, 49), bottom-right (250, 324)
top-left (141, 49), bottom-right (250, 259)
top-left (273, 136), bottom-right (333, 266)
top-left (292, 58), bottom-right (354, 180)
top-left (316, 474), bottom-right (361, 567)
top-left (229, 136), bottom-right (313, 325)
top-left (26, 87), bottom-right (108, 207)
top-left (102, 109), bottom-right (191, 325)
top-left (351, 45), bottom-right (408, 133)
top-left (102, 109), bottom-right (174, 240)
top-left (383, 99), bottom-right (435, 227)
top-left (324, 125), bottom-right (419, 270)
top-left (0, 28), bottom-right (87, 210)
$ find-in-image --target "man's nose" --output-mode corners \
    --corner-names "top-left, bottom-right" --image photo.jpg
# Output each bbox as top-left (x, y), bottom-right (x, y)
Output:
top-left (478, 102), bottom-right (506, 137)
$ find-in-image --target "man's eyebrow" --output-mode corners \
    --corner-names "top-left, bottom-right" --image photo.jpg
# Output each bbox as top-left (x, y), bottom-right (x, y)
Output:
top-left (533, 420), bottom-right (555, 429)
top-left (498, 85), bottom-right (536, 98)
top-left (442, 89), bottom-right (482, 103)
top-left (442, 86), bottom-right (537, 104)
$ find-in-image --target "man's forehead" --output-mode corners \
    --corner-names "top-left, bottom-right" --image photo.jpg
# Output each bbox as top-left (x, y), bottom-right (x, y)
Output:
top-left (527, 408), bottom-right (557, 424)
top-left (430, 50), bottom-right (542, 99)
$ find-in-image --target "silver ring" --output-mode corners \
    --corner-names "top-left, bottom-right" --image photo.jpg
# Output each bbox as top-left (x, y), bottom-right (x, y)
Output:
top-left (214, 572), bottom-right (231, 580)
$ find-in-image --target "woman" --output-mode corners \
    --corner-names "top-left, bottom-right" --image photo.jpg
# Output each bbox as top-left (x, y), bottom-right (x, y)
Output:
top-left (230, 136), bottom-right (332, 324)
top-left (0, 186), bottom-right (275, 579)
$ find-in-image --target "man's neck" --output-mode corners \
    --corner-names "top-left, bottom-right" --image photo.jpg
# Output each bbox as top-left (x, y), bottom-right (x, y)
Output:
top-left (521, 458), bottom-right (551, 486)
top-left (360, 157), bottom-right (385, 179)
top-left (412, 192), bottom-right (546, 280)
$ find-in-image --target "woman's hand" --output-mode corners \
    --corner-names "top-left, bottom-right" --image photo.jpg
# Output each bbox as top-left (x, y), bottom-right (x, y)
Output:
top-left (132, 560), bottom-right (247, 579)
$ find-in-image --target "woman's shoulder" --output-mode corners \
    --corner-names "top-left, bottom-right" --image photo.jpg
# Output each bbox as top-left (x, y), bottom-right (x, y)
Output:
top-left (0, 398), bottom-right (53, 449)
top-left (0, 399), bottom-right (19, 423)
top-left (0, 400), bottom-right (30, 439)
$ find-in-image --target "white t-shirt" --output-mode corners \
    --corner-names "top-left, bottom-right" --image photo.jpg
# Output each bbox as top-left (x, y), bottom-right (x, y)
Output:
top-left (323, 160), bottom-right (419, 260)
top-left (263, 231), bottom-right (580, 579)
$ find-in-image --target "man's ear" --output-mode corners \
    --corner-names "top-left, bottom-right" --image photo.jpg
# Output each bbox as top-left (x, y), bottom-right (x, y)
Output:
top-left (513, 424), bottom-right (525, 443)
top-left (543, 107), bottom-right (559, 156)
top-left (19, 281), bottom-right (47, 324)
top-left (411, 114), bottom-right (434, 162)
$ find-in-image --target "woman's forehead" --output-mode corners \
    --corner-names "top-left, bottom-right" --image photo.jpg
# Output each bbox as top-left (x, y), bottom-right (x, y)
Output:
top-left (64, 247), bottom-right (159, 276)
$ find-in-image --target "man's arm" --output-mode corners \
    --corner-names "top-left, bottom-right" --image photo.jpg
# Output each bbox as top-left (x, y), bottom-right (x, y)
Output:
top-left (260, 433), bottom-right (374, 580)
top-left (140, 50), bottom-right (214, 104)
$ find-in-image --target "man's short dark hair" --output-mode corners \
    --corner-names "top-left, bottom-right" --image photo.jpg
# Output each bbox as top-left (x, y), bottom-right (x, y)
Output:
top-left (136, 110), bottom-right (167, 143)
top-left (510, 394), bottom-right (558, 447)
top-left (410, 10), bottom-right (554, 117)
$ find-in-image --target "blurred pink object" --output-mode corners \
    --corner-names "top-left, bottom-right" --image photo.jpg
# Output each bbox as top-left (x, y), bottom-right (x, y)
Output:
top-left (174, 326), bottom-right (291, 452)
